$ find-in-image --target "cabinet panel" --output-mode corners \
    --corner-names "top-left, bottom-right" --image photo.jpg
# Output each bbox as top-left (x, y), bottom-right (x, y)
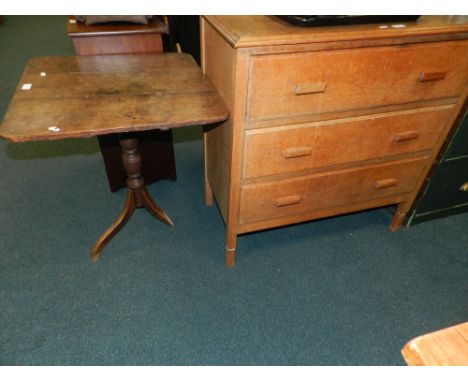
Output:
top-left (408, 157), bottom-right (468, 226)
top-left (407, 108), bottom-right (468, 225)
top-left (416, 158), bottom-right (468, 213)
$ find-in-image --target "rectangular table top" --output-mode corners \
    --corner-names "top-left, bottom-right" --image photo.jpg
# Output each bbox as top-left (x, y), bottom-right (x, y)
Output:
top-left (0, 53), bottom-right (229, 142)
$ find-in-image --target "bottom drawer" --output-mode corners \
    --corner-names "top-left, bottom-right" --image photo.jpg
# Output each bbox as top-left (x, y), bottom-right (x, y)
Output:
top-left (239, 158), bottom-right (427, 225)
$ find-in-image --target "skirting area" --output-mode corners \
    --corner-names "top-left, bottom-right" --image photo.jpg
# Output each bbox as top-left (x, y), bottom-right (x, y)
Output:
top-left (0, 16), bottom-right (467, 365)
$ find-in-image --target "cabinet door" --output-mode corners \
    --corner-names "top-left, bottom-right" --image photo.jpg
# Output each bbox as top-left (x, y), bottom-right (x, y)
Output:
top-left (407, 109), bottom-right (468, 225)
top-left (408, 157), bottom-right (468, 224)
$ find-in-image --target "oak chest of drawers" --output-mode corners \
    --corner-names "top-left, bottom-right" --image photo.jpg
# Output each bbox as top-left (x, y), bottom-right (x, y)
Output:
top-left (200, 16), bottom-right (468, 267)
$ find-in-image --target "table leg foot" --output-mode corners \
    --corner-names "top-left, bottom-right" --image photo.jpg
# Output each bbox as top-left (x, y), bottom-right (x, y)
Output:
top-left (389, 212), bottom-right (406, 232)
top-left (140, 188), bottom-right (174, 227)
top-left (225, 247), bottom-right (236, 268)
top-left (389, 201), bottom-right (410, 232)
top-left (225, 230), bottom-right (237, 268)
top-left (90, 191), bottom-right (135, 262)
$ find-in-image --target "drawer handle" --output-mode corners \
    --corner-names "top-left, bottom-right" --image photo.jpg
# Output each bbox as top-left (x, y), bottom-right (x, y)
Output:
top-left (283, 146), bottom-right (313, 159)
top-left (393, 131), bottom-right (419, 142)
top-left (418, 71), bottom-right (447, 82)
top-left (374, 178), bottom-right (398, 189)
top-left (276, 194), bottom-right (302, 207)
top-left (460, 182), bottom-right (468, 192)
top-left (294, 82), bottom-right (327, 95)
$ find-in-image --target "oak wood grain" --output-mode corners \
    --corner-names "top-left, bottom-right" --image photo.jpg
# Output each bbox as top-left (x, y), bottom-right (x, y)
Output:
top-left (201, 15), bottom-right (468, 267)
top-left (402, 322), bottom-right (468, 366)
top-left (248, 41), bottom-right (468, 121)
top-left (204, 15), bottom-right (468, 48)
top-left (201, 19), bottom-right (238, 223)
top-left (242, 106), bottom-right (453, 179)
top-left (239, 157), bottom-right (427, 225)
top-left (201, 18), bottom-right (250, 267)
top-left (237, 193), bottom-right (408, 235)
top-left (244, 97), bottom-right (460, 130)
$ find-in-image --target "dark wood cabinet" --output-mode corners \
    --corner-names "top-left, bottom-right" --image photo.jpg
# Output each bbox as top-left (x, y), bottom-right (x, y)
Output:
top-left (166, 16), bottom-right (201, 64)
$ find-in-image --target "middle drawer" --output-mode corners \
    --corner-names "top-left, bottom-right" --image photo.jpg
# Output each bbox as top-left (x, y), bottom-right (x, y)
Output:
top-left (243, 107), bottom-right (451, 179)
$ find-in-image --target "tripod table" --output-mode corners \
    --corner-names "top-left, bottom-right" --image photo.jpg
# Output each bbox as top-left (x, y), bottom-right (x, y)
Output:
top-left (0, 53), bottom-right (228, 261)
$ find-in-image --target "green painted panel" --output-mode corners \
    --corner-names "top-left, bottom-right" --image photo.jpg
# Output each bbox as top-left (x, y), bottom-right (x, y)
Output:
top-left (445, 110), bottom-right (468, 159)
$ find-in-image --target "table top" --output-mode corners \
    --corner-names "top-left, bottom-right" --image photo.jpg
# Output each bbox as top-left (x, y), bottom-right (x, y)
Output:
top-left (0, 53), bottom-right (229, 142)
top-left (66, 16), bottom-right (169, 37)
top-left (401, 321), bottom-right (468, 366)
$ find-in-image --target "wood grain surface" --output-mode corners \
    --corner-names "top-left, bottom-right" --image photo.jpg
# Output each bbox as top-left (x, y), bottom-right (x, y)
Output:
top-left (67, 16), bottom-right (168, 55)
top-left (402, 322), bottom-right (468, 366)
top-left (247, 41), bottom-right (468, 121)
top-left (201, 15), bottom-right (468, 266)
top-left (242, 106), bottom-right (454, 179)
top-left (66, 16), bottom-right (169, 37)
top-left (204, 15), bottom-right (468, 48)
top-left (70, 35), bottom-right (164, 56)
top-left (0, 53), bottom-right (229, 142)
top-left (238, 157), bottom-right (427, 225)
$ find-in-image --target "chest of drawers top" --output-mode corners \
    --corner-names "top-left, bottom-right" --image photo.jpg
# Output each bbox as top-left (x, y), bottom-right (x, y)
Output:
top-left (204, 16), bottom-right (468, 128)
top-left (203, 16), bottom-right (468, 49)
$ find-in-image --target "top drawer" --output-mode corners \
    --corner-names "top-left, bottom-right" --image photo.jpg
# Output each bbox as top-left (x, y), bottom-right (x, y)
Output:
top-left (247, 41), bottom-right (468, 122)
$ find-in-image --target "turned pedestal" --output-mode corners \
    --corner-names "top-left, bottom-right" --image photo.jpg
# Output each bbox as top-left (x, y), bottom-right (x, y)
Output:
top-left (91, 134), bottom-right (174, 261)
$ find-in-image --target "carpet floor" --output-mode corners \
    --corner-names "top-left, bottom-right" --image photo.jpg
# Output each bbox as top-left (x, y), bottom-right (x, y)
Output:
top-left (0, 16), bottom-right (467, 365)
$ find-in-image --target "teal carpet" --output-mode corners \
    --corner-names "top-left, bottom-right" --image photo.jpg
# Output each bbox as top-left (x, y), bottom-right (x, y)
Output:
top-left (0, 16), bottom-right (467, 366)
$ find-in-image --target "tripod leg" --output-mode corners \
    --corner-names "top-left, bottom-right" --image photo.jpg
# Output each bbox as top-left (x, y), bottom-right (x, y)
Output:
top-left (140, 188), bottom-right (174, 227)
top-left (90, 191), bottom-right (136, 262)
